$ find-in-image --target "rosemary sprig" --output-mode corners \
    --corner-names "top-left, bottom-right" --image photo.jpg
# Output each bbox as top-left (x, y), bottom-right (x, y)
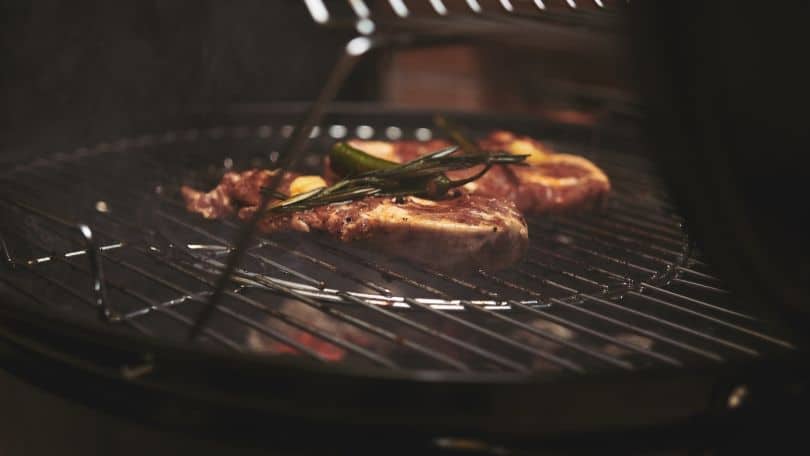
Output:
top-left (434, 114), bottom-right (524, 186)
top-left (433, 114), bottom-right (481, 155)
top-left (265, 143), bottom-right (527, 214)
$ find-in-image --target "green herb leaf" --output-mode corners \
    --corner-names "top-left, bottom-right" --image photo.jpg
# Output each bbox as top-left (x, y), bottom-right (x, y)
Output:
top-left (264, 140), bottom-right (527, 215)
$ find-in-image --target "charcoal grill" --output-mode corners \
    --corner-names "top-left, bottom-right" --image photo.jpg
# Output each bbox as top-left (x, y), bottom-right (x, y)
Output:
top-left (0, 105), bottom-right (802, 440)
top-left (1, 1), bottom-right (809, 454)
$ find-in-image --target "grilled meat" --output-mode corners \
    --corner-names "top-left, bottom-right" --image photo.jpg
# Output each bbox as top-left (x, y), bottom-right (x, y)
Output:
top-left (181, 169), bottom-right (529, 271)
top-left (180, 169), bottom-right (306, 219)
top-left (335, 130), bottom-right (610, 214)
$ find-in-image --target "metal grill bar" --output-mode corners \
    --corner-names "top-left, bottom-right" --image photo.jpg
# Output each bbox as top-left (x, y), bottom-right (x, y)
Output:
top-left (5, 177), bottom-right (575, 370)
top-left (536, 216), bottom-right (687, 260)
top-left (314, 240), bottom-right (451, 298)
top-left (676, 267), bottom-right (722, 282)
top-left (567, 214), bottom-right (686, 249)
top-left (0, 195), bottom-right (371, 364)
top-left (579, 294), bottom-right (756, 357)
top-left (460, 302), bottom-right (623, 370)
top-left (523, 234), bottom-right (786, 351)
top-left (475, 271), bottom-right (685, 365)
top-left (629, 291), bottom-right (794, 349)
top-left (0, 275), bottom-right (147, 338)
top-left (154, 210), bottom-right (324, 288)
top-left (11, 162), bottom-right (574, 318)
top-left (2, 175), bottom-right (637, 371)
top-left (0, 255), bottom-right (154, 338)
top-left (398, 298), bottom-right (531, 372)
top-left (671, 278), bottom-right (730, 295)
top-left (544, 223), bottom-right (682, 267)
top-left (150, 207), bottom-right (591, 371)
top-left (638, 284), bottom-right (757, 321)
top-left (406, 266), bottom-right (651, 367)
top-left (521, 259), bottom-right (610, 291)
top-left (190, 35), bottom-right (384, 342)
top-left (95, 247), bottom-right (337, 361)
top-left (529, 239), bottom-right (658, 277)
top-left (193, 209), bottom-right (395, 296)
top-left (527, 248), bottom-right (627, 282)
top-left (0, 208), bottom-right (244, 350)
top-left (140, 249), bottom-right (400, 368)
top-left (335, 291), bottom-right (540, 371)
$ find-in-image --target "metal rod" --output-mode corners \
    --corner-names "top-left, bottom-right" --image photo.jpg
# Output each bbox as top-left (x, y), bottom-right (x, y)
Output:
top-left (3, 229), bottom-right (243, 350)
top-left (579, 294), bottom-right (755, 357)
top-left (462, 302), bottom-right (622, 371)
top-left (142, 243), bottom-right (400, 367)
top-left (629, 291), bottom-right (794, 349)
top-left (155, 210), bottom-right (324, 288)
top-left (639, 283), bottom-right (758, 321)
top-left (77, 224), bottom-right (116, 321)
top-left (402, 298), bottom-right (530, 372)
top-left (0, 252), bottom-right (153, 338)
top-left (527, 248), bottom-right (627, 282)
top-left (529, 234), bottom-right (659, 276)
top-left (189, 36), bottom-right (380, 341)
top-left (520, 260), bottom-right (609, 291)
top-left (546, 221), bottom-right (683, 266)
top-left (671, 278), bottom-right (730, 294)
top-left (0, 198), bottom-right (321, 356)
top-left (476, 271), bottom-right (682, 366)
top-left (532, 216), bottom-right (685, 261)
top-left (0, 275), bottom-right (147, 337)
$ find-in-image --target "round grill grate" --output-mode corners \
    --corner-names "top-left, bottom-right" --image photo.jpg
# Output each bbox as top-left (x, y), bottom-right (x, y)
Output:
top-left (0, 109), bottom-right (796, 376)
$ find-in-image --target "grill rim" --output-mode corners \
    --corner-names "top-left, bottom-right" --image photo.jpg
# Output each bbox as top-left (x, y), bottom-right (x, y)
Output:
top-left (1, 291), bottom-right (807, 440)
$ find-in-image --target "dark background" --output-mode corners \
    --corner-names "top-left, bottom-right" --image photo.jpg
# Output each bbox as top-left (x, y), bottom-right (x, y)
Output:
top-left (0, 1), bottom-right (381, 162)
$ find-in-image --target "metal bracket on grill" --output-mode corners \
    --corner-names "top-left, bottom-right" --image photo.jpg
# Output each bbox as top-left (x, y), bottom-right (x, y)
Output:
top-left (77, 224), bottom-right (119, 322)
top-left (0, 234), bottom-right (15, 271)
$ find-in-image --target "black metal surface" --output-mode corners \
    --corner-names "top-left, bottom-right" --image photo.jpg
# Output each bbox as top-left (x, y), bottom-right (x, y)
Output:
top-left (628, 2), bottom-right (810, 332)
top-left (0, 106), bottom-right (804, 441)
top-left (1, 297), bottom-right (808, 452)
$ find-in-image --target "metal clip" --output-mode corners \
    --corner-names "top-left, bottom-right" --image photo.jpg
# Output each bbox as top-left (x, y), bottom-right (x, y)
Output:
top-left (77, 224), bottom-right (119, 322)
top-left (0, 234), bottom-right (15, 270)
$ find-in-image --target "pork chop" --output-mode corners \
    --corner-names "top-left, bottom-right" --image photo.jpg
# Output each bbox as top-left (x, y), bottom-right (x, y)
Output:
top-left (181, 169), bottom-right (529, 271)
top-left (336, 130), bottom-right (610, 214)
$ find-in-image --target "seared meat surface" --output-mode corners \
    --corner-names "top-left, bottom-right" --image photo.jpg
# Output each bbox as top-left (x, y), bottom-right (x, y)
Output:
top-left (337, 130), bottom-right (610, 214)
top-left (180, 169), bottom-right (303, 219)
top-left (181, 168), bottom-right (529, 271)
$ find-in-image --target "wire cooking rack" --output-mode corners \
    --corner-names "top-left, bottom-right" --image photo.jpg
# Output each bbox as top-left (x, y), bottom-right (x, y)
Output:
top-left (0, 110), bottom-right (797, 375)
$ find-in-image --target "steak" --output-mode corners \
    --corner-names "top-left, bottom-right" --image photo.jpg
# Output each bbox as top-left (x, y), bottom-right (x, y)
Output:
top-left (335, 130), bottom-right (611, 214)
top-left (181, 169), bottom-right (529, 271)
